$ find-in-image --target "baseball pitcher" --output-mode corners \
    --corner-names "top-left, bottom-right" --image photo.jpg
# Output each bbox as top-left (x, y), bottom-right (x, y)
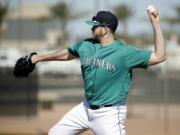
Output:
top-left (14, 7), bottom-right (166, 135)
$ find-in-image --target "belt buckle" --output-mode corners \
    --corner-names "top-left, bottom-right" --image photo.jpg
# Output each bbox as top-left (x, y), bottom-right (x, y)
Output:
top-left (99, 105), bottom-right (105, 108)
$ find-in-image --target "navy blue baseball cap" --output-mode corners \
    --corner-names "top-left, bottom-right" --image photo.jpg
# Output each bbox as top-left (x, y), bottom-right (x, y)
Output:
top-left (86, 11), bottom-right (118, 32)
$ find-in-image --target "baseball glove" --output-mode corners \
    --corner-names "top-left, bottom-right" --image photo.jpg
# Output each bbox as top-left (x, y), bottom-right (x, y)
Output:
top-left (13, 52), bottom-right (37, 78)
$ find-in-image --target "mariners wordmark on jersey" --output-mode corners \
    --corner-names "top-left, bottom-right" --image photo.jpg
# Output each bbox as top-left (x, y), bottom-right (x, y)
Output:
top-left (81, 54), bottom-right (116, 72)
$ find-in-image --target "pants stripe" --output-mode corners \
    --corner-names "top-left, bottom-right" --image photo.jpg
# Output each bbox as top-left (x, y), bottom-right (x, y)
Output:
top-left (117, 107), bottom-right (122, 135)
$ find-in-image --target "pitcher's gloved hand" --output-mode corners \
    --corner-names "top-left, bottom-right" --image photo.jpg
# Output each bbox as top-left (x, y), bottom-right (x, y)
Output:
top-left (13, 52), bottom-right (37, 78)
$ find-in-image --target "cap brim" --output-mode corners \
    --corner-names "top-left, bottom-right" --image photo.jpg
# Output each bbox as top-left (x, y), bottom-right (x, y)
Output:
top-left (85, 21), bottom-right (100, 26)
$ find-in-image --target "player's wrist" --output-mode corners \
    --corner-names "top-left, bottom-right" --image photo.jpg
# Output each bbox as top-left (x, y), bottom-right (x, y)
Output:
top-left (152, 20), bottom-right (160, 26)
top-left (152, 22), bottom-right (161, 30)
top-left (31, 55), bottom-right (40, 64)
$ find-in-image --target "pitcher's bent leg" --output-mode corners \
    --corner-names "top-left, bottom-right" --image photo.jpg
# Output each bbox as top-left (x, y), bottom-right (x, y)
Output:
top-left (48, 102), bottom-right (89, 135)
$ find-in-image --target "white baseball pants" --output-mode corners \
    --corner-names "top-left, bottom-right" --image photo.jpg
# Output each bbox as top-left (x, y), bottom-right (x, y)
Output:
top-left (48, 100), bottom-right (127, 135)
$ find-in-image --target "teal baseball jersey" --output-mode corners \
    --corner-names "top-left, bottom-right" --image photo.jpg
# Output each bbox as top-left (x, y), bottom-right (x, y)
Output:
top-left (67, 38), bottom-right (152, 106)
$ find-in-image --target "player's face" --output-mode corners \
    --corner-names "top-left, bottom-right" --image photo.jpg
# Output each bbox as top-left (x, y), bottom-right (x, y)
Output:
top-left (91, 26), bottom-right (104, 41)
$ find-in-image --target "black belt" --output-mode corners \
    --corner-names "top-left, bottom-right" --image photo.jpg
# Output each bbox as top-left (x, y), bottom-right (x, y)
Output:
top-left (89, 104), bottom-right (112, 110)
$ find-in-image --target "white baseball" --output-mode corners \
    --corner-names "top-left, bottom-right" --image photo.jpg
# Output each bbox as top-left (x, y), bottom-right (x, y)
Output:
top-left (147, 5), bottom-right (156, 13)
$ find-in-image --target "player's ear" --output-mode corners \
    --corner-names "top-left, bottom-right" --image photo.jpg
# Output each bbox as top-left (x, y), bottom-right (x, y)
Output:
top-left (102, 26), bottom-right (108, 35)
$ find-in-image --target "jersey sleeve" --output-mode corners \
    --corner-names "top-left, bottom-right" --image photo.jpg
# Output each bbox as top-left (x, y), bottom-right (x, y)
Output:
top-left (67, 41), bottom-right (83, 58)
top-left (125, 46), bottom-right (152, 69)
